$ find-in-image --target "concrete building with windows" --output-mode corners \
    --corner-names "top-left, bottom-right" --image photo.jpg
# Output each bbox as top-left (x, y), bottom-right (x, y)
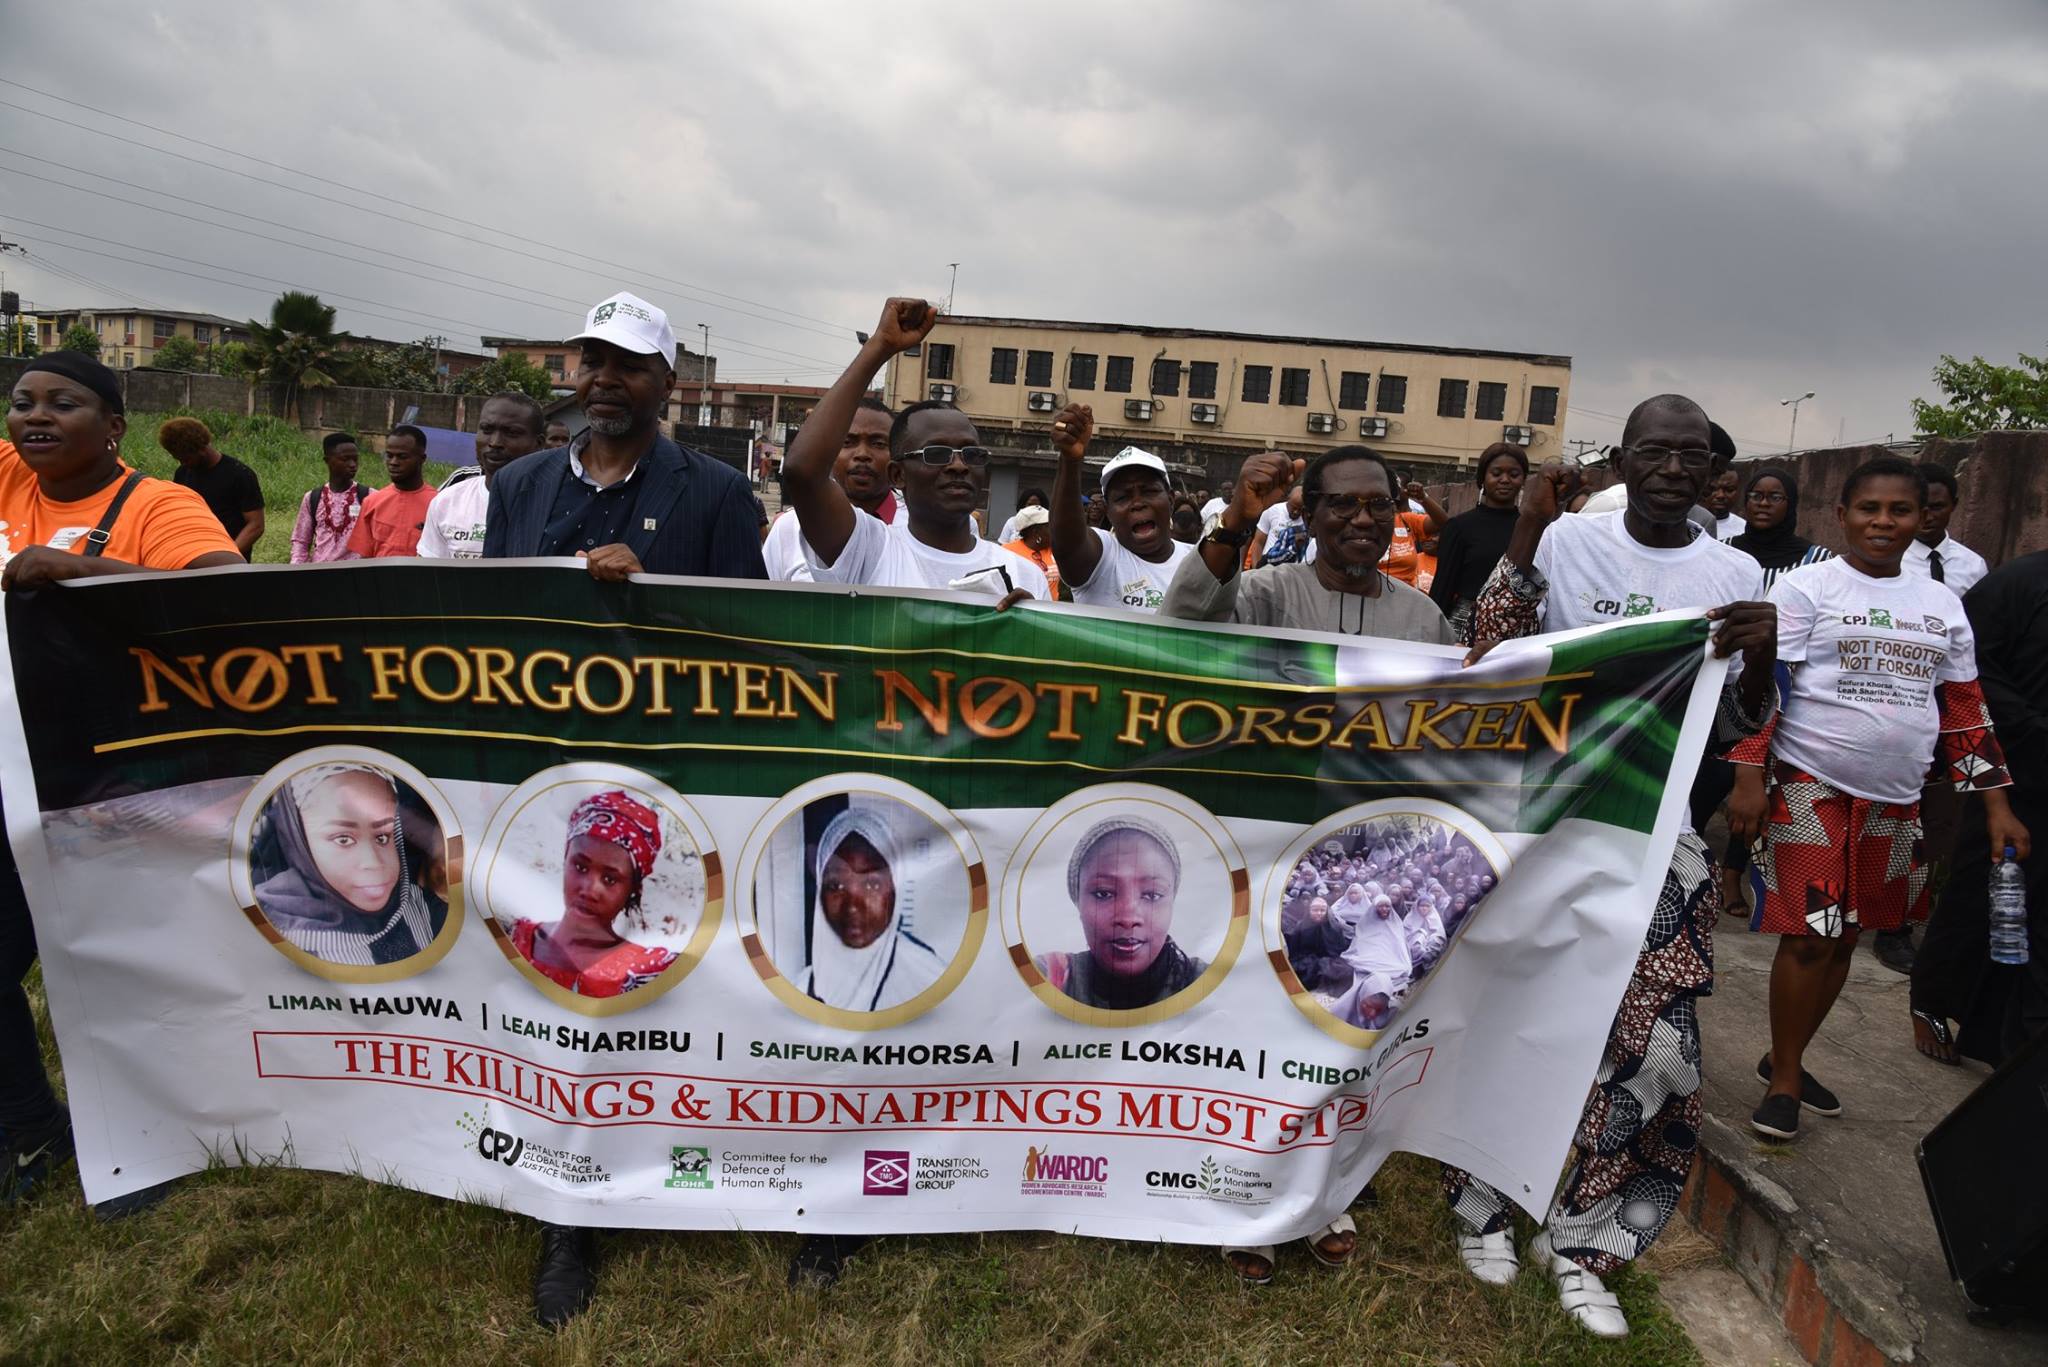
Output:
top-left (481, 335), bottom-right (716, 391)
top-left (37, 307), bottom-right (249, 369)
top-left (882, 315), bottom-right (1571, 488)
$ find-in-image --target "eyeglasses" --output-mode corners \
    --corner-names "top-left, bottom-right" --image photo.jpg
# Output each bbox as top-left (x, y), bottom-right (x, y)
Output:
top-left (1316, 492), bottom-right (1399, 520)
top-left (1745, 490), bottom-right (1788, 506)
top-left (906, 444), bottom-right (993, 467)
top-left (1625, 444), bottom-right (1717, 473)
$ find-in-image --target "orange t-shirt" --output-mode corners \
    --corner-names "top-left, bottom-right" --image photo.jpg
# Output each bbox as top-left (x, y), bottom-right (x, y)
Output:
top-left (0, 441), bottom-right (238, 570)
top-left (347, 484), bottom-right (438, 558)
top-left (1003, 539), bottom-right (1060, 593)
top-left (1379, 510), bottom-right (1434, 586)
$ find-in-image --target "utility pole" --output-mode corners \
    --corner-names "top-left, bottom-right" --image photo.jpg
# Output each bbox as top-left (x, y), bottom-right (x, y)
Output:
top-left (944, 263), bottom-right (959, 315)
top-left (698, 323), bottom-right (711, 427)
top-left (1565, 438), bottom-right (1602, 462)
top-left (1781, 390), bottom-right (1814, 453)
top-left (0, 238), bottom-right (24, 356)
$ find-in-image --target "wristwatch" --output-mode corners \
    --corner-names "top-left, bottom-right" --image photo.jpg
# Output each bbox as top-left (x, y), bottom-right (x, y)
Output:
top-left (1202, 514), bottom-right (1254, 549)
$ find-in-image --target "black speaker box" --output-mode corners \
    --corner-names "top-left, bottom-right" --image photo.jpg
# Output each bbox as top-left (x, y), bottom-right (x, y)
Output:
top-left (1919, 1024), bottom-right (2048, 1315)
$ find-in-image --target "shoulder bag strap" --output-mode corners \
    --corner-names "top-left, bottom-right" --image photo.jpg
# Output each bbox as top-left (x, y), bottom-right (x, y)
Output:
top-left (81, 470), bottom-right (148, 558)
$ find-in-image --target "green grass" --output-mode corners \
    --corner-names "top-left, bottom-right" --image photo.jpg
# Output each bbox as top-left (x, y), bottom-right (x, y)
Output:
top-left (121, 408), bottom-right (462, 566)
top-left (3, 969), bottom-right (1701, 1366)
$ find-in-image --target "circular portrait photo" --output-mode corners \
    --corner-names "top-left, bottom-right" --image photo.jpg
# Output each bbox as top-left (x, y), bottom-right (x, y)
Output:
top-left (474, 765), bottom-right (720, 1015)
top-left (1270, 798), bottom-right (1508, 1043)
top-left (745, 779), bottom-right (981, 1027)
top-left (1002, 785), bottom-right (1247, 1025)
top-left (232, 749), bottom-right (462, 982)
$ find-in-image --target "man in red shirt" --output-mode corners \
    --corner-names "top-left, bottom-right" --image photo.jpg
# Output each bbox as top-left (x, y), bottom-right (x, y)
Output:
top-left (347, 425), bottom-right (436, 557)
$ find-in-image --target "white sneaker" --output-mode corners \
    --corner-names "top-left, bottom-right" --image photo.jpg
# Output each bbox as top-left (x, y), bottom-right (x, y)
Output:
top-left (1529, 1229), bottom-right (1628, 1340)
top-left (1455, 1228), bottom-right (1519, 1285)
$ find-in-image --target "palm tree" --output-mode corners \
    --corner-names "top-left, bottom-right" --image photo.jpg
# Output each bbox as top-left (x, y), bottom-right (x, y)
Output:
top-left (248, 291), bottom-right (345, 418)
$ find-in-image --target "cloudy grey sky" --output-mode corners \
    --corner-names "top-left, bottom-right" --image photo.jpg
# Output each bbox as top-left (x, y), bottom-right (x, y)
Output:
top-left (5, 0), bottom-right (2045, 456)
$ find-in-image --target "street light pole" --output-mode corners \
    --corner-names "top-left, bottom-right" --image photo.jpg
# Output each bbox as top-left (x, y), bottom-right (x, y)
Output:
top-left (1781, 391), bottom-right (1815, 453)
top-left (945, 262), bottom-right (959, 314)
top-left (698, 323), bottom-right (711, 426)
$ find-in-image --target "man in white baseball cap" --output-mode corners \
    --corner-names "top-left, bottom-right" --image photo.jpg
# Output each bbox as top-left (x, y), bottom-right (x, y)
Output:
top-left (483, 292), bottom-right (765, 593)
top-left (1046, 411), bottom-right (1190, 614)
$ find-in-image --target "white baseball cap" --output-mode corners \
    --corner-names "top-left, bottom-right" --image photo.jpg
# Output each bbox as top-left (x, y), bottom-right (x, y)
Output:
top-left (1013, 505), bottom-right (1050, 531)
top-left (1099, 445), bottom-right (1167, 493)
top-left (569, 291), bottom-right (676, 366)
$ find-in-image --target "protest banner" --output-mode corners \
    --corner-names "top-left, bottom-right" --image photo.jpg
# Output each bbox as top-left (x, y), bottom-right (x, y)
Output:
top-left (1, 562), bottom-right (1723, 1241)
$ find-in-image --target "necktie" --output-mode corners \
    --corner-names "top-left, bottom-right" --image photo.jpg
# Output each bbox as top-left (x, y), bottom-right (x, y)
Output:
top-left (1928, 549), bottom-right (1945, 583)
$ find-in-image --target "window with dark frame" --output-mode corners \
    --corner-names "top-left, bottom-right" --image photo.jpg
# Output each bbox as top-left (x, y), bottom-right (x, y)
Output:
top-left (1338, 371), bottom-right (1372, 409)
top-left (1150, 357), bottom-right (1181, 396)
top-left (1475, 381), bottom-right (1507, 421)
top-left (1242, 364), bottom-right (1272, 403)
top-left (1025, 350), bottom-right (1053, 387)
top-left (1105, 355), bottom-right (1134, 393)
top-left (1528, 385), bottom-right (1561, 425)
top-left (152, 316), bottom-right (176, 343)
top-left (1278, 367), bottom-right (1311, 406)
top-left (1188, 361), bottom-right (1218, 400)
top-left (926, 342), bottom-right (955, 380)
top-left (545, 353), bottom-right (566, 377)
top-left (989, 348), bottom-right (1018, 384)
top-left (192, 323), bottom-right (211, 345)
top-left (1437, 378), bottom-right (1469, 418)
top-left (1377, 374), bottom-right (1407, 413)
top-left (1069, 352), bottom-right (1098, 390)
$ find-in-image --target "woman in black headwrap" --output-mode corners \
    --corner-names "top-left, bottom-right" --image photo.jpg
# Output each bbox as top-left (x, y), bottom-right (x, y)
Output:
top-left (254, 763), bottom-right (447, 966)
top-left (1726, 465), bottom-right (1832, 590)
top-left (1036, 817), bottom-right (1206, 1011)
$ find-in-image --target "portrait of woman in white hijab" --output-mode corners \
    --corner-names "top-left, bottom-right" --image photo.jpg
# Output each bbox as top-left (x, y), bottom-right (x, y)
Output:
top-left (799, 803), bottom-right (947, 1012)
top-left (1328, 883), bottom-right (1413, 1030)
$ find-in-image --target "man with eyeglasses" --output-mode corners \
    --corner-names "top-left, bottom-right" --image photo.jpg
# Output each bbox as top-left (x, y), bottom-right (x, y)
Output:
top-left (1045, 406), bottom-right (1191, 614)
top-left (781, 298), bottom-right (1045, 606)
top-left (1439, 394), bottom-right (1774, 1341)
top-left (1162, 443), bottom-right (1453, 640)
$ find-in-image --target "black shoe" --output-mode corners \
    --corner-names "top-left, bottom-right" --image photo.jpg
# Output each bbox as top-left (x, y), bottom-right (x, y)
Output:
top-left (532, 1223), bottom-right (597, 1329)
top-left (1872, 928), bottom-right (1916, 975)
top-left (1751, 1092), bottom-right (1801, 1142)
top-left (788, 1234), bottom-right (871, 1289)
top-left (0, 1109), bottom-right (75, 1204)
top-left (1756, 1055), bottom-right (1843, 1116)
top-left (92, 1177), bottom-right (178, 1222)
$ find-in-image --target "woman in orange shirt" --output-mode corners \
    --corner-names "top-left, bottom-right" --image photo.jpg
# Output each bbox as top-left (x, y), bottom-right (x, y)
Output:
top-left (1, 353), bottom-right (240, 1210)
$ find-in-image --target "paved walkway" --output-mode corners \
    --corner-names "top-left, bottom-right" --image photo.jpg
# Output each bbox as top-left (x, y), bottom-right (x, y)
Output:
top-left (1692, 922), bottom-right (2048, 1364)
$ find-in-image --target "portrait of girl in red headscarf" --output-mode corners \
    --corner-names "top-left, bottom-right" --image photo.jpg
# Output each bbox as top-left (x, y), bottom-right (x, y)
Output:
top-left (510, 790), bottom-right (677, 998)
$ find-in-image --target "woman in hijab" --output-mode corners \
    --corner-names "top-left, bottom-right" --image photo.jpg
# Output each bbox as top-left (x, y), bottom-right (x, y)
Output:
top-left (512, 790), bottom-right (675, 998)
top-left (1726, 465), bottom-right (1832, 590)
top-left (801, 804), bottom-right (945, 1012)
top-left (255, 763), bottom-right (446, 965)
top-left (1038, 817), bottom-right (1205, 1010)
top-left (1329, 884), bottom-right (1416, 1029)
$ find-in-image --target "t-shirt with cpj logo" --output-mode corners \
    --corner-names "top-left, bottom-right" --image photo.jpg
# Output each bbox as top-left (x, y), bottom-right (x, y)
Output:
top-left (1533, 510), bottom-right (1765, 637)
top-left (1765, 555), bottom-right (1975, 803)
top-left (1066, 527), bottom-right (1193, 615)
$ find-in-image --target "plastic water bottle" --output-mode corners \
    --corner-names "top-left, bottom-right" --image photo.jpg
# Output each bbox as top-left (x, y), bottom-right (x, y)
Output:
top-left (1989, 846), bottom-right (2029, 965)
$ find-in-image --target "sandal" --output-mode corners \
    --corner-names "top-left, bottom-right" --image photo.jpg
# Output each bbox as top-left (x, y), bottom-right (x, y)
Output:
top-left (1305, 1213), bottom-right (1357, 1269)
top-left (1912, 1009), bottom-right (1960, 1065)
top-left (1222, 1244), bottom-right (1275, 1285)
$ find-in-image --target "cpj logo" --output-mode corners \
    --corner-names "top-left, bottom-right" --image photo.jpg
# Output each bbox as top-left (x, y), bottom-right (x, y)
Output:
top-left (1020, 1144), bottom-right (1109, 1198)
top-left (863, 1150), bottom-right (911, 1196)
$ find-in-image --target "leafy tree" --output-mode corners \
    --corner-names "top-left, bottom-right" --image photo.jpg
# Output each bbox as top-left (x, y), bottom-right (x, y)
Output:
top-left (1911, 348), bottom-right (2048, 438)
top-left (346, 339), bottom-right (444, 393)
top-left (152, 335), bottom-right (204, 371)
top-left (451, 352), bottom-right (558, 403)
top-left (3, 319), bottom-right (37, 357)
top-left (57, 323), bottom-right (100, 358)
top-left (210, 340), bottom-right (255, 379)
top-left (247, 291), bottom-right (345, 416)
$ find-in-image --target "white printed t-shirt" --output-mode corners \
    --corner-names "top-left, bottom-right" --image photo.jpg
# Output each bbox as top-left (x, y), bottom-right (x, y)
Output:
top-left (763, 496), bottom-right (901, 581)
top-left (1066, 528), bottom-right (1192, 614)
top-left (804, 507), bottom-right (1051, 601)
top-left (1766, 557), bottom-right (1974, 803)
top-left (416, 475), bottom-right (489, 559)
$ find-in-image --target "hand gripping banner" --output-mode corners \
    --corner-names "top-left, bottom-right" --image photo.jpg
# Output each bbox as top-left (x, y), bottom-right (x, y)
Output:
top-left (0, 561), bottom-right (1725, 1241)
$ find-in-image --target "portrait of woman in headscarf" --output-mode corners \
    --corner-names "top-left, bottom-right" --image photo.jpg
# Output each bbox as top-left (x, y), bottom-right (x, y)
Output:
top-left (253, 762), bottom-right (447, 966)
top-left (800, 803), bottom-right (946, 1012)
top-left (1328, 883), bottom-right (1413, 1030)
top-left (511, 790), bottom-right (676, 998)
top-left (1037, 816), bottom-right (1206, 1010)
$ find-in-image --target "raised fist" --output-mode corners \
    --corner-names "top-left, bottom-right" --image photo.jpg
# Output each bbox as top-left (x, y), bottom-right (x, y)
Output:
top-left (870, 297), bottom-right (939, 354)
top-left (1052, 403), bottom-right (1094, 463)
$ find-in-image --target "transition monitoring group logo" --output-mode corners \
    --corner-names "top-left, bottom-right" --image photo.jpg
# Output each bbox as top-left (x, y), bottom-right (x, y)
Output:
top-left (863, 1150), bottom-right (911, 1196)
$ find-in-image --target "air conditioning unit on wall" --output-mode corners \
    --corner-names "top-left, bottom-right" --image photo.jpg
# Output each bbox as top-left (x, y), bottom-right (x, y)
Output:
top-left (1189, 403), bottom-right (1219, 424)
top-left (1503, 425), bottom-right (1534, 446)
top-left (1357, 416), bottom-right (1390, 438)
top-left (928, 383), bottom-right (957, 403)
top-left (1306, 413), bottom-right (1340, 435)
top-left (1027, 391), bottom-right (1058, 412)
top-left (1124, 399), bottom-right (1157, 420)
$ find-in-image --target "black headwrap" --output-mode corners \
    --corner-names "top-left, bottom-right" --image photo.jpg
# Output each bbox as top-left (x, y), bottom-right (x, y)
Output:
top-left (20, 353), bottom-right (125, 414)
top-left (1727, 465), bottom-right (1816, 571)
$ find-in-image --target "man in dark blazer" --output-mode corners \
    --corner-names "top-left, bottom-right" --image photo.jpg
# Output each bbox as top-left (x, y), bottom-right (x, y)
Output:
top-left (481, 293), bottom-right (763, 1331)
top-left (483, 290), bottom-right (766, 581)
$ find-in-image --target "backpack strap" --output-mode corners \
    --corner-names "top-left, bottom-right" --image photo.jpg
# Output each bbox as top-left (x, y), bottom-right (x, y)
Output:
top-left (80, 470), bottom-right (147, 558)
